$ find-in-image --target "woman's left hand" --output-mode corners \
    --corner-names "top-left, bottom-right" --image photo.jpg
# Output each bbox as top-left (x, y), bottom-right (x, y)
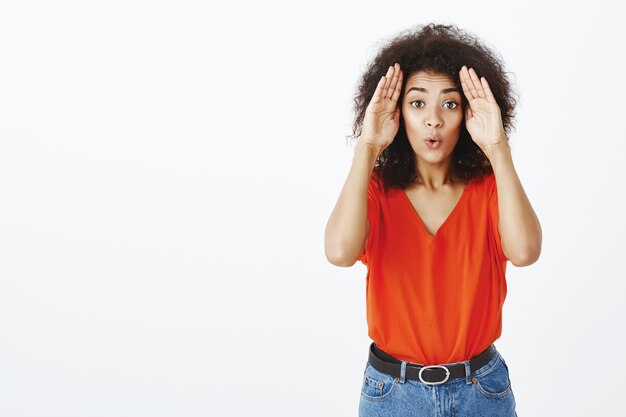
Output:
top-left (459, 65), bottom-right (508, 152)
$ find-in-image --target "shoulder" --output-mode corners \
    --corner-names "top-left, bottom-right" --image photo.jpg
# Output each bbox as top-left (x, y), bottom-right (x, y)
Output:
top-left (471, 171), bottom-right (496, 189)
top-left (372, 166), bottom-right (382, 182)
top-left (370, 167), bottom-right (385, 191)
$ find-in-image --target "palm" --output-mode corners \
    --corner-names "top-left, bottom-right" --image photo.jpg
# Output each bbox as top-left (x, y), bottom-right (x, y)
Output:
top-left (360, 63), bottom-right (404, 148)
top-left (366, 96), bottom-right (400, 140)
top-left (459, 66), bottom-right (507, 149)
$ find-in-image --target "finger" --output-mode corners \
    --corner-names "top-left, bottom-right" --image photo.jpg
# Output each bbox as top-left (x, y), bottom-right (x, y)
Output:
top-left (468, 67), bottom-right (486, 99)
top-left (390, 64), bottom-right (403, 104)
top-left (382, 65), bottom-right (394, 100)
top-left (459, 66), bottom-right (475, 101)
top-left (371, 75), bottom-right (386, 104)
top-left (462, 66), bottom-right (480, 100)
top-left (385, 64), bottom-right (401, 101)
top-left (480, 76), bottom-right (497, 104)
top-left (386, 63), bottom-right (401, 100)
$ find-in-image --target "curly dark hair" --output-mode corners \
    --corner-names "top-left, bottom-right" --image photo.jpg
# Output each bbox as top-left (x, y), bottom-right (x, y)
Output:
top-left (347, 23), bottom-right (519, 190)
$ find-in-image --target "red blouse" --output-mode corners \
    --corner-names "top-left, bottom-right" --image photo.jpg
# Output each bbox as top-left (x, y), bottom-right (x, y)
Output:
top-left (359, 170), bottom-right (509, 365)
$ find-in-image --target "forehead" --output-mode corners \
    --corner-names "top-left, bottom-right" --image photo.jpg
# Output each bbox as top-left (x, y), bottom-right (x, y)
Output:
top-left (404, 70), bottom-right (457, 91)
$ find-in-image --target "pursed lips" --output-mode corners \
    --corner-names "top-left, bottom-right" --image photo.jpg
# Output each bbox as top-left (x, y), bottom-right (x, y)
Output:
top-left (425, 136), bottom-right (442, 142)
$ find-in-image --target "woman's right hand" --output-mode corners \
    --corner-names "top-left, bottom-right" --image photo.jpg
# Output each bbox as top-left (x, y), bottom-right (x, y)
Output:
top-left (359, 63), bottom-right (404, 151)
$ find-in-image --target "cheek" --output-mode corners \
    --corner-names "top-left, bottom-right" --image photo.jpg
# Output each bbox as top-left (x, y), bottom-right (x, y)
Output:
top-left (401, 107), bottom-right (422, 126)
top-left (447, 111), bottom-right (464, 127)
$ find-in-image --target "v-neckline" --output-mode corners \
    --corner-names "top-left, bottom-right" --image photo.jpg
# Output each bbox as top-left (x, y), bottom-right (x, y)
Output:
top-left (400, 178), bottom-right (473, 240)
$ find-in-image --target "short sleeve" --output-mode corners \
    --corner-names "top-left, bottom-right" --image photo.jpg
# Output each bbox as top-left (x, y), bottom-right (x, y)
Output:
top-left (359, 170), bottom-right (382, 265)
top-left (488, 175), bottom-right (509, 263)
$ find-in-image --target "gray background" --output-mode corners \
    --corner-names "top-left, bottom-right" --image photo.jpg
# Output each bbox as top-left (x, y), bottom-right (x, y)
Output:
top-left (1, 0), bottom-right (624, 415)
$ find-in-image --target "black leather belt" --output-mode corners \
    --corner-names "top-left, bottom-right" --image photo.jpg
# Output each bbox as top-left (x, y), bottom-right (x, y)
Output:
top-left (368, 342), bottom-right (495, 385)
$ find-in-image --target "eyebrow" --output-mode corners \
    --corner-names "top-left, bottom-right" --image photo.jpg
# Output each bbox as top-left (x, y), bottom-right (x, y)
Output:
top-left (406, 87), bottom-right (460, 94)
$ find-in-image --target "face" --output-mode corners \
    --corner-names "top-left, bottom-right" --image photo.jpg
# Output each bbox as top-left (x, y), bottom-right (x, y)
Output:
top-left (401, 70), bottom-right (464, 166)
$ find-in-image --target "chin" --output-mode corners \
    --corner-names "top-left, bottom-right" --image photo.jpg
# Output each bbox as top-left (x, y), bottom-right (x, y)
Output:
top-left (417, 149), bottom-right (455, 162)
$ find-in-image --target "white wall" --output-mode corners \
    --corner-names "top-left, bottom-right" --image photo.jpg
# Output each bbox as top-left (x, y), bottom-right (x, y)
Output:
top-left (1, 0), bottom-right (624, 416)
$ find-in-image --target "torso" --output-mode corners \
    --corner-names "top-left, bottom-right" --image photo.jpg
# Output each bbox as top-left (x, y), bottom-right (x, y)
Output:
top-left (403, 180), bottom-right (469, 237)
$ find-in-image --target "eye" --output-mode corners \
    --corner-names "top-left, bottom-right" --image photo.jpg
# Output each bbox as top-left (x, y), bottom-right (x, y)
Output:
top-left (410, 100), bottom-right (459, 109)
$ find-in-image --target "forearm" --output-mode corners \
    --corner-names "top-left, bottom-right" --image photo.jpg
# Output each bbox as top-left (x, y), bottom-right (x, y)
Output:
top-left (324, 140), bottom-right (382, 266)
top-left (484, 140), bottom-right (542, 266)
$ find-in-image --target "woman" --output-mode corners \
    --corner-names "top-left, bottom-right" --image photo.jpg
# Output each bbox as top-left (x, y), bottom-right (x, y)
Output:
top-left (324, 23), bottom-right (542, 416)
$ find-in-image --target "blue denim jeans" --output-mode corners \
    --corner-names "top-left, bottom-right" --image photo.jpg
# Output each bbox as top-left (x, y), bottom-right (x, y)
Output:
top-left (359, 344), bottom-right (517, 417)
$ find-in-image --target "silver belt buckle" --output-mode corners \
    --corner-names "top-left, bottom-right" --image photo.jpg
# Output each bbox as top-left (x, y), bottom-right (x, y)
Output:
top-left (418, 365), bottom-right (450, 385)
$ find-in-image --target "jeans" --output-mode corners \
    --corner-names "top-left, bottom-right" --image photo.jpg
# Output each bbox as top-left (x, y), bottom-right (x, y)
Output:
top-left (359, 345), bottom-right (517, 417)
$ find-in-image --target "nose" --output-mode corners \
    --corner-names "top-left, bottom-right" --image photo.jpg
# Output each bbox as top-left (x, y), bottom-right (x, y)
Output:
top-left (425, 108), bottom-right (443, 128)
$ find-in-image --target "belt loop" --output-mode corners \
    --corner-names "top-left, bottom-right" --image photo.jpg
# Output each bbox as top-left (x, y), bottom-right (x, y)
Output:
top-left (399, 360), bottom-right (407, 383)
top-left (464, 359), bottom-right (472, 384)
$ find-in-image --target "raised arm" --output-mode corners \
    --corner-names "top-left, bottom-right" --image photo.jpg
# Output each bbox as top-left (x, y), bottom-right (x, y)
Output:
top-left (458, 65), bottom-right (542, 266)
top-left (325, 63), bottom-right (404, 267)
top-left (486, 141), bottom-right (542, 266)
top-left (324, 141), bottom-right (381, 266)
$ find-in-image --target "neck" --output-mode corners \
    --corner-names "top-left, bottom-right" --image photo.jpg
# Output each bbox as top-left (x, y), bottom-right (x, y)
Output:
top-left (414, 159), bottom-right (459, 189)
